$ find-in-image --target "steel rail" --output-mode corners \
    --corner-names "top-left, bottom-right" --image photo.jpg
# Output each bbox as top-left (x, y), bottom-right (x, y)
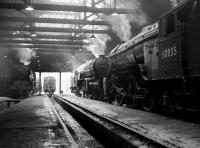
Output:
top-left (48, 98), bottom-right (78, 148)
top-left (53, 95), bottom-right (175, 148)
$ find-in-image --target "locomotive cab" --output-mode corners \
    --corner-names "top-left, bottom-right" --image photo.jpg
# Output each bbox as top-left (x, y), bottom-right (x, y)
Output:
top-left (158, 4), bottom-right (181, 79)
top-left (157, 0), bottom-right (200, 110)
top-left (157, 0), bottom-right (200, 80)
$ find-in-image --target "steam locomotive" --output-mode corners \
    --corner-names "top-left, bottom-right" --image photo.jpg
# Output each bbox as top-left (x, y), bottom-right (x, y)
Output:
top-left (71, 0), bottom-right (200, 111)
top-left (71, 57), bottom-right (109, 99)
top-left (0, 58), bottom-right (36, 99)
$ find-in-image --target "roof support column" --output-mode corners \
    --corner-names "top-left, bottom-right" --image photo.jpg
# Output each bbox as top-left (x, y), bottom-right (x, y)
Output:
top-left (39, 72), bottom-right (42, 94)
top-left (59, 72), bottom-right (62, 94)
top-left (84, 0), bottom-right (87, 20)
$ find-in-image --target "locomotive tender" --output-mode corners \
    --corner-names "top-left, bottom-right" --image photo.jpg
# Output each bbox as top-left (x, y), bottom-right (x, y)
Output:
top-left (71, 0), bottom-right (200, 111)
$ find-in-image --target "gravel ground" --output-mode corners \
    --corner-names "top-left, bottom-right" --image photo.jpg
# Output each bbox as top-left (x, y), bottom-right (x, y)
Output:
top-left (60, 93), bottom-right (200, 148)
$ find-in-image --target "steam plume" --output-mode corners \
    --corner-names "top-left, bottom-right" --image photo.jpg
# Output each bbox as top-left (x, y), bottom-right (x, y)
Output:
top-left (170, 0), bottom-right (185, 7)
top-left (102, 0), bottom-right (147, 41)
top-left (83, 0), bottom-right (173, 57)
top-left (87, 34), bottom-right (111, 57)
top-left (102, 0), bottom-right (174, 42)
top-left (16, 48), bottom-right (36, 65)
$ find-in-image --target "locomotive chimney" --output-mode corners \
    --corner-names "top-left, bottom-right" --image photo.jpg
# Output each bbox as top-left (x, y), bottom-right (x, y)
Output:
top-left (99, 55), bottom-right (105, 58)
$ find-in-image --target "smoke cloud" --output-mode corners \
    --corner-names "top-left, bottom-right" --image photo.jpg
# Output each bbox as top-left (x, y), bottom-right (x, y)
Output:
top-left (16, 48), bottom-right (36, 65)
top-left (87, 34), bottom-right (111, 58)
top-left (101, 0), bottom-right (148, 41)
top-left (101, 0), bottom-right (173, 53)
top-left (101, 0), bottom-right (174, 42)
top-left (85, 0), bottom-right (173, 56)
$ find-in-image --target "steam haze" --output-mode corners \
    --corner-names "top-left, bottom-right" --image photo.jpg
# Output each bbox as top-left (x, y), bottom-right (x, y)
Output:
top-left (103, 0), bottom-right (173, 53)
top-left (16, 48), bottom-right (36, 65)
top-left (88, 34), bottom-right (111, 57)
top-left (102, 0), bottom-right (148, 41)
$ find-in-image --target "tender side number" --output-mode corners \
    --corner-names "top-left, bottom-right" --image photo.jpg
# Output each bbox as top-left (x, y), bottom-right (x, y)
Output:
top-left (161, 46), bottom-right (177, 59)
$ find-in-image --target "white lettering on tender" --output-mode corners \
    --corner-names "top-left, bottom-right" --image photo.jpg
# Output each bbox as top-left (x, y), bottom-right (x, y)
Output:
top-left (161, 46), bottom-right (177, 59)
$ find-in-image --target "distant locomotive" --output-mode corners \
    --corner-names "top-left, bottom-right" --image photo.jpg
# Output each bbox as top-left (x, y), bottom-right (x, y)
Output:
top-left (9, 65), bottom-right (35, 98)
top-left (0, 57), bottom-right (36, 99)
top-left (71, 0), bottom-right (200, 112)
top-left (43, 76), bottom-right (56, 96)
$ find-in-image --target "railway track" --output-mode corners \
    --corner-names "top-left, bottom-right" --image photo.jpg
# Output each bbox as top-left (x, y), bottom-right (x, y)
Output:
top-left (53, 94), bottom-right (177, 148)
top-left (48, 99), bottom-right (78, 148)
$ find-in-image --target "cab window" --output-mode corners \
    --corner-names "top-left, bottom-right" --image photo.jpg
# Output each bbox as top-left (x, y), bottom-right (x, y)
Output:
top-left (167, 13), bottom-right (175, 34)
top-left (159, 12), bottom-right (175, 37)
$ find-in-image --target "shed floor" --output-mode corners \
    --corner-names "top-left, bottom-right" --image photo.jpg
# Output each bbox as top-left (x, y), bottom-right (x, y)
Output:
top-left (0, 96), bottom-right (68, 148)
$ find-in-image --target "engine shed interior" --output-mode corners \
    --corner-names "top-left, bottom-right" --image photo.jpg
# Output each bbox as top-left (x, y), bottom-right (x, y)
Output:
top-left (2, 1), bottom-right (200, 148)
top-left (0, 0), bottom-right (141, 74)
top-left (0, 0), bottom-right (176, 73)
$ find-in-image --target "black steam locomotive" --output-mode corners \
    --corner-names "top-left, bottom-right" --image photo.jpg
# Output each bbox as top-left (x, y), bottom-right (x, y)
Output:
top-left (71, 0), bottom-right (200, 111)
top-left (0, 57), bottom-right (36, 99)
top-left (71, 57), bottom-right (109, 99)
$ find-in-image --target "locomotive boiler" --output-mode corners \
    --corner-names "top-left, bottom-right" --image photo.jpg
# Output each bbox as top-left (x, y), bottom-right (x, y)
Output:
top-left (72, 0), bottom-right (200, 112)
top-left (108, 22), bottom-right (159, 110)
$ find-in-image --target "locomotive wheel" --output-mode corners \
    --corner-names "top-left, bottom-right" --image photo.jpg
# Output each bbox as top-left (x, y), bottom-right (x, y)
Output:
top-left (126, 96), bottom-right (138, 108)
top-left (142, 89), bottom-right (156, 112)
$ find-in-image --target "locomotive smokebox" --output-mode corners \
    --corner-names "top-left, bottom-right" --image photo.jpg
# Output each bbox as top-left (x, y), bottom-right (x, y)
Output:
top-left (94, 57), bottom-right (109, 78)
top-left (81, 56), bottom-right (109, 79)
